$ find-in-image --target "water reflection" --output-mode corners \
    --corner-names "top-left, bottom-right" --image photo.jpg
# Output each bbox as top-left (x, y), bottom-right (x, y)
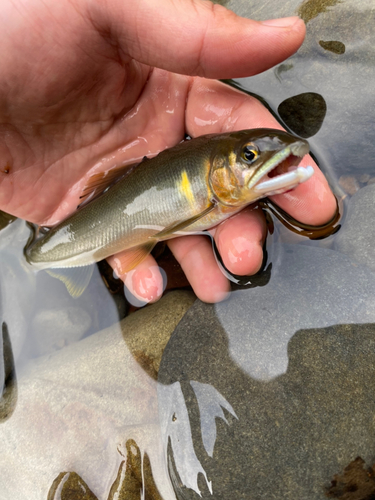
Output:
top-left (0, 220), bottom-right (193, 499)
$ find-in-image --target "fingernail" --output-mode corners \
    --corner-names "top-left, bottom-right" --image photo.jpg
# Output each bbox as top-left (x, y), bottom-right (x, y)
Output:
top-left (124, 270), bottom-right (148, 307)
top-left (261, 16), bottom-right (301, 28)
top-left (124, 266), bottom-right (166, 307)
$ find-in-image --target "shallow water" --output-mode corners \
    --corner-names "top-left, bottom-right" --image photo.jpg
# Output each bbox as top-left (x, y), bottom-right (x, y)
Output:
top-left (2, 0), bottom-right (375, 499)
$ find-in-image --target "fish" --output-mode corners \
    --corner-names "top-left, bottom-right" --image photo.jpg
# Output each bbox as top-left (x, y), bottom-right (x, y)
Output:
top-left (25, 128), bottom-right (314, 296)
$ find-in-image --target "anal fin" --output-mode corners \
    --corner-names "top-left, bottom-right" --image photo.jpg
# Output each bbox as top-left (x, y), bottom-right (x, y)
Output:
top-left (46, 265), bottom-right (95, 298)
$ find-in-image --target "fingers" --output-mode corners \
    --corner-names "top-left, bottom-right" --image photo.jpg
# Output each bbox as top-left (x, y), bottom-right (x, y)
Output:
top-left (168, 207), bottom-right (267, 302)
top-left (270, 158), bottom-right (337, 225)
top-left (107, 253), bottom-right (165, 305)
top-left (90, 0), bottom-right (306, 78)
top-left (212, 206), bottom-right (267, 276)
top-left (109, 206), bottom-right (267, 304)
top-left (105, 78), bottom-right (336, 304)
top-left (168, 235), bottom-right (231, 303)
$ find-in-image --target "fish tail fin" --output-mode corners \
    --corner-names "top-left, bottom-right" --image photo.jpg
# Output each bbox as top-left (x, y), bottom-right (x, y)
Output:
top-left (46, 265), bottom-right (95, 298)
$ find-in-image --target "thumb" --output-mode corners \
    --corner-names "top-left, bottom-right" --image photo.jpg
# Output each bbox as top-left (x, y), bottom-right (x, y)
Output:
top-left (92, 0), bottom-right (306, 78)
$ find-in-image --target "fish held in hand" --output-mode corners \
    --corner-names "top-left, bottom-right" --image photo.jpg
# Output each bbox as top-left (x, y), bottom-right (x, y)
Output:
top-left (25, 128), bottom-right (313, 297)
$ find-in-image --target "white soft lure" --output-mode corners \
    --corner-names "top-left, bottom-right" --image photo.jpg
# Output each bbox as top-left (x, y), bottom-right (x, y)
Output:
top-left (254, 165), bottom-right (314, 195)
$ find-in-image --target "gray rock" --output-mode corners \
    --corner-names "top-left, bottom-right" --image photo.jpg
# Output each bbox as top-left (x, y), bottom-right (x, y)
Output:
top-left (334, 183), bottom-right (375, 271)
top-left (158, 244), bottom-right (375, 499)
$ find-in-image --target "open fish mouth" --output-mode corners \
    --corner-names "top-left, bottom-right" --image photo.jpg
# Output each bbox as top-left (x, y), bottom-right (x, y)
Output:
top-left (250, 141), bottom-right (314, 196)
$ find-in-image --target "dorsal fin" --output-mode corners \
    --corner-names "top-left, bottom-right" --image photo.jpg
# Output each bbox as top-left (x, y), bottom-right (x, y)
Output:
top-left (78, 157), bottom-right (149, 208)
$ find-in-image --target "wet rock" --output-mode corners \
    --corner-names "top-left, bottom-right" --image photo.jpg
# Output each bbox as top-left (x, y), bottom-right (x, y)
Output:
top-left (335, 184), bottom-right (375, 271)
top-left (107, 440), bottom-right (163, 500)
top-left (47, 472), bottom-right (97, 500)
top-left (0, 210), bottom-right (16, 231)
top-left (0, 290), bottom-right (193, 500)
top-left (278, 92), bottom-right (327, 138)
top-left (359, 174), bottom-right (371, 183)
top-left (325, 457), bottom-right (375, 499)
top-left (338, 175), bottom-right (360, 195)
top-left (0, 322), bottom-right (17, 422)
top-left (297, 0), bottom-right (343, 24)
top-left (159, 244), bottom-right (375, 499)
top-left (319, 40), bottom-right (346, 54)
top-left (123, 290), bottom-right (196, 379)
top-left (31, 307), bottom-right (92, 356)
top-left (47, 439), bottom-right (164, 500)
top-left (215, 244), bottom-right (375, 380)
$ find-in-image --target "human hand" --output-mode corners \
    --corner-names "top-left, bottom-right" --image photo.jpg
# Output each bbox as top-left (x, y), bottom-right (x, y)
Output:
top-left (0, 0), bottom-right (336, 303)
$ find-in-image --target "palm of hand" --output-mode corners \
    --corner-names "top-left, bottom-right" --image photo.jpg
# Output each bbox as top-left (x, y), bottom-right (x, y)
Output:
top-left (0, 1), bottom-right (336, 302)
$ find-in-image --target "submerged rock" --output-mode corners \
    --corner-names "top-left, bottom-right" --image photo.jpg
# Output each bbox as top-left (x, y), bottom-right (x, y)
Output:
top-left (159, 244), bottom-right (375, 499)
top-left (0, 290), bottom-right (194, 500)
top-left (123, 290), bottom-right (196, 380)
top-left (47, 472), bottom-right (97, 500)
top-left (47, 439), bottom-right (164, 500)
top-left (325, 457), bottom-right (375, 499)
top-left (0, 322), bottom-right (17, 423)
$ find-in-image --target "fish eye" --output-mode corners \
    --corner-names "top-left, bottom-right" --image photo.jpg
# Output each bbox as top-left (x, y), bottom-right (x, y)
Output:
top-left (241, 143), bottom-right (259, 163)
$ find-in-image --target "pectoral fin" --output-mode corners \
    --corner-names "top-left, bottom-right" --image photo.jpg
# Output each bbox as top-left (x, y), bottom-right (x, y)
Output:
top-left (152, 203), bottom-right (216, 240)
top-left (46, 265), bottom-right (95, 298)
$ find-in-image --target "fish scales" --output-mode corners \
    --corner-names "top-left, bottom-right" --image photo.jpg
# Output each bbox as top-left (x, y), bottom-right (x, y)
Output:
top-left (28, 137), bottom-right (214, 268)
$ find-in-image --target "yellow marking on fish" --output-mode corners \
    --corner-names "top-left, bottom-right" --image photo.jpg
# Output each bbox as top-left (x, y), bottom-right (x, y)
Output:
top-left (228, 151), bottom-right (237, 168)
top-left (178, 170), bottom-right (195, 208)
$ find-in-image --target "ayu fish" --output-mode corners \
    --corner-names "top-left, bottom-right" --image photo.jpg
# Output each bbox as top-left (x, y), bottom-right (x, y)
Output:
top-left (25, 128), bottom-right (314, 296)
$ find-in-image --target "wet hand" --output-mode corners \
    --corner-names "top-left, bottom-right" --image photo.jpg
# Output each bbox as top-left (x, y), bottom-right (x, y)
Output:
top-left (0, 0), bottom-right (336, 303)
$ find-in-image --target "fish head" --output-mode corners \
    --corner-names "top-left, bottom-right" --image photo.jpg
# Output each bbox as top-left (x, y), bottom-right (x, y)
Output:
top-left (209, 128), bottom-right (313, 207)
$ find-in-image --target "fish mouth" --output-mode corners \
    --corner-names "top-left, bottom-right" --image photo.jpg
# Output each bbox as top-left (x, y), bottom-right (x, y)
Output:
top-left (249, 141), bottom-right (314, 196)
